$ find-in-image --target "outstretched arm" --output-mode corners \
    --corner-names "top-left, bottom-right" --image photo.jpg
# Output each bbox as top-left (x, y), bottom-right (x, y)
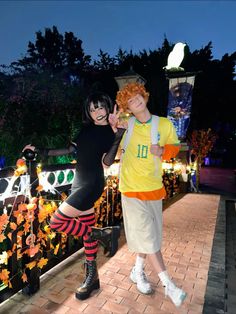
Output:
top-left (22, 143), bottom-right (77, 158)
top-left (45, 143), bottom-right (76, 157)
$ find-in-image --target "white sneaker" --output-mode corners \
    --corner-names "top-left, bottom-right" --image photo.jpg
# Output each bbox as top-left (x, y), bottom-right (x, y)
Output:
top-left (165, 282), bottom-right (187, 307)
top-left (130, 266), bottom-right (153, 294)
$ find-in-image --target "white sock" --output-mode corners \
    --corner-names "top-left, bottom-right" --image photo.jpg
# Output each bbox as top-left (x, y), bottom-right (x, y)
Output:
top-left (135, 255), bottom-right (145, 272)
top-left (158, 270), bottom-right (172, 287)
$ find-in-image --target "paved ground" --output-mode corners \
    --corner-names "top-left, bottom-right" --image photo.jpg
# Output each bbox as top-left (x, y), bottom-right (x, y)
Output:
top-left (200, 167), bottom-right (236, 314)
top-left (0, 166), bottom-right (235, 314)
top-left (199, 167), bottom-right (235, 197)
top-left (225, 199), bottom-right (236, 314)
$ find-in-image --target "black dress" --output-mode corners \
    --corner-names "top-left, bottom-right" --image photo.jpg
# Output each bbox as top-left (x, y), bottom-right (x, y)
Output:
top-left (66, 123), bottom-right (115, 211)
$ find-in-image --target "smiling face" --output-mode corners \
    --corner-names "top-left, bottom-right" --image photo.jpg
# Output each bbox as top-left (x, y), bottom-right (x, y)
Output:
top-left (89, 101), bottom-right (108, 125)
top-left (84, 92), bottom-right (113, 125)
top-left (116, 82), bottom-right (149, 113)
top-left (127, 94), bottom-right (147, 114)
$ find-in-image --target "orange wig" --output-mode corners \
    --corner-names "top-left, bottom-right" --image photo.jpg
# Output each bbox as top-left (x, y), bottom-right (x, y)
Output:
top-left (116, 82), bottom-right (149, 111)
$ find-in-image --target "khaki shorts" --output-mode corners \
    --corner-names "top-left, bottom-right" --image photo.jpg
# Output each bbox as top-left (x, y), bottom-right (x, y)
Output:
top-left (121, 195), bottom-right (163, 254)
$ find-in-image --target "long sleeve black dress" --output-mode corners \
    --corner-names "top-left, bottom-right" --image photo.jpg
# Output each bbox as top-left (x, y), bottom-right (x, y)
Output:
top-left (66, 123), bottom-right (115, 211)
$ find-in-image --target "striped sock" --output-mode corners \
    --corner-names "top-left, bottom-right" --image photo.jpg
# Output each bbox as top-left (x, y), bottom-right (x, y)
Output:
top-left (80, 213), bottom-right (98, 261)
top-left (50, 209), bottom-right (92, 237)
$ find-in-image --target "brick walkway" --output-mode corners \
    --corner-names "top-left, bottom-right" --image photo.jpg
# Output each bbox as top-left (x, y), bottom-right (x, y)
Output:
top-left (0, 193), bottom-right (221, 314)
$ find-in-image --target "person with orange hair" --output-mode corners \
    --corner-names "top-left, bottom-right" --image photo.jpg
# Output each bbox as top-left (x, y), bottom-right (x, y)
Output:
top-left (115, 82), bottom-right (187, 307)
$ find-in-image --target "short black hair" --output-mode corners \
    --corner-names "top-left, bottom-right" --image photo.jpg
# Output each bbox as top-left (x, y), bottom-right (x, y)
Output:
top-left (83, 92), bottom-right (114, 124)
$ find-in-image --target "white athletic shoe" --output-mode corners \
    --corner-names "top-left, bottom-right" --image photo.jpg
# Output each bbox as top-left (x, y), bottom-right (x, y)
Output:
top-left (165, 282), bottom-right (187, 307)
top-left (130, 266), bottom-right (153, 294)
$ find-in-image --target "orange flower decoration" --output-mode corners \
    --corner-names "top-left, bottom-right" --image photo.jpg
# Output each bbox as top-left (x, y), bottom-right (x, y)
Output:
top-left (0, 213), bottom-right (8, 230)
top-left (0, 269), bottom-right (10, 285)
top-left (0, 234), bottom-right (6, 243)
top-left (25, 261), bottom-right (37, 270)
top-left (16, 159), bottom-right (26, 167)
top-left (18, 203), bottom-right (28, 211)
top-left (28, 245), bottom-right (39, 257)
top-left (30, 197), bottom-right (38, 204)
top-left (36, 185), bottom-right (43, 192)
top-left (26, 203), bottom-right (37, 211)
top-left (14, 160), bottom-right (27, 176)
top-left (37, 258), bottom-right (48, 269)
top-left (22, 272), bottom-right (28, 283)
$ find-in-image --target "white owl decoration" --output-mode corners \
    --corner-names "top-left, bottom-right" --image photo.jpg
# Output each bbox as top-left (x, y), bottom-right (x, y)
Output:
top-left (163, 42), bottom-right (186, 70)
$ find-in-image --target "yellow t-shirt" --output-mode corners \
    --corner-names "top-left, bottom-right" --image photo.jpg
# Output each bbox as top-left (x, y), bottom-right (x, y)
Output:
top-left (119, 116), bottom-right (180, 195)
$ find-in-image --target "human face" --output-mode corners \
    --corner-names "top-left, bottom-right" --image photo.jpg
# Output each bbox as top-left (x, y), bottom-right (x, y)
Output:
top-left (89, 102), bottom-right (108, 125)
top-left (127, 94), bottom-right (147, 114)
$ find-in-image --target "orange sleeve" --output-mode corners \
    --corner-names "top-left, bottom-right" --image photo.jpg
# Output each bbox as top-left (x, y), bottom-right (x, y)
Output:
top-left (162, 143), bottom-right (180, 161)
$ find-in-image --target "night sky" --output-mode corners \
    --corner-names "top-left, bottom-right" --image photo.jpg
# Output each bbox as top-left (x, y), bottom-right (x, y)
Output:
top-left (0, 1), bottom-right (235, 66)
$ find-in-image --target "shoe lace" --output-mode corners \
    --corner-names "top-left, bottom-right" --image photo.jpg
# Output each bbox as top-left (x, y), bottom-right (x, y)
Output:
top-left (84, 261), bottom-right (96, 286)
top-left (137, 270), bottom-right (148, 284)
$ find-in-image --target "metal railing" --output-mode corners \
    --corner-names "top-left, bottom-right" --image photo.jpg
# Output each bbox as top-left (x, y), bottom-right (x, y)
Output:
top-left (0, 163), bottom-right (81, 303)
top-left (0, 161), bottom-right (180, 303)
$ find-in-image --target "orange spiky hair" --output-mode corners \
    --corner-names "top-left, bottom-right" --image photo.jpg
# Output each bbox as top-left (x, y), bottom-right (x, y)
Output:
top-left (116, 82), bottom-right (149, 111)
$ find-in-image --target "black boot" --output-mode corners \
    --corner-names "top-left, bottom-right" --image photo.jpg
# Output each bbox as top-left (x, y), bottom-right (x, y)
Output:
top-left (75, 260), bottom-right (100, 300)
top-left (90, 226), bottom-right (120, 257)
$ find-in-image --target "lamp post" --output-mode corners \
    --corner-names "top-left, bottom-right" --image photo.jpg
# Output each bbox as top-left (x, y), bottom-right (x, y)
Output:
top-left (164, 70), bottom-right (197, 193)
top-left (163, 43), bottom-right (197, 159)
top-left (165, 71), bottom-right (196, 142)
top-left (165, 71), bottom-right (197, 189)
top-left (114, 67), bottom-right (147, 123)
top-left (114, 66), bottom-right (146, 90)
top-left (163, 43), bottom-right (198, 192)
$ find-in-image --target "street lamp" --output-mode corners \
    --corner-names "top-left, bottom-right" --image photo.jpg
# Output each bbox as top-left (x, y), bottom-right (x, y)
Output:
top-left (165, 71), bottom-right (196, 142)
top-left (165, 70), bottom-right (197, 193)
top-left (163, 43), bottom-right (198, 192)
top-left (114, 66), bottom-right (146, 90)
top-left (163, 42), bottom-right (196, 147)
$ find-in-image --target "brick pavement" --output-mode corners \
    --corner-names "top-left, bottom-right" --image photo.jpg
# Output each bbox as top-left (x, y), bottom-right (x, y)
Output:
top-left (0, 193), bottom-right (221, 314)
top-left (225, 200), bottom-right (236, 314)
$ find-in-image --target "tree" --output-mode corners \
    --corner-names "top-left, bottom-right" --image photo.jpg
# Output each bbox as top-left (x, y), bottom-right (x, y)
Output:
top-left (93, 50), bottom-right (116, 71)
top-left (188, 129), bottom-right (217, 191)
top-left (1, 35), bottom-right (235, 167)
top-left (11, 26), bottom-right (91, 76)
top-left (0, 26), bottom-right (92, 166)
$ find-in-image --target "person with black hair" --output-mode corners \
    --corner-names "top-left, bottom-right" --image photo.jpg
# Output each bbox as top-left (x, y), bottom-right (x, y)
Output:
top-left (23, 92), bottom-right (125, 300)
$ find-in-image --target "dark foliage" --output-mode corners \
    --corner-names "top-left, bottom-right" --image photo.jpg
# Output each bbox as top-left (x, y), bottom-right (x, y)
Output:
top-left (0, 27), bottom-right (235, 167)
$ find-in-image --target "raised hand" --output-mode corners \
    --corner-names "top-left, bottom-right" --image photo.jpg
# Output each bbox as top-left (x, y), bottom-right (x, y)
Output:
top-left (108, 104), bottom-right (122, 132)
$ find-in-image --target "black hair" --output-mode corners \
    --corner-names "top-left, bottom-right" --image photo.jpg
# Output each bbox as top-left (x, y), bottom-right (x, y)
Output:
top-left (83, 92), bottom-right (114, 124)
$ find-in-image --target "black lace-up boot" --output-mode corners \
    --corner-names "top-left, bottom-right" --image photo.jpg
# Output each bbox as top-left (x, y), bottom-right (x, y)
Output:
top-left (75, 260), bottom-right (100, 300)
top-left (90, 225), bottom-right (120, 257)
